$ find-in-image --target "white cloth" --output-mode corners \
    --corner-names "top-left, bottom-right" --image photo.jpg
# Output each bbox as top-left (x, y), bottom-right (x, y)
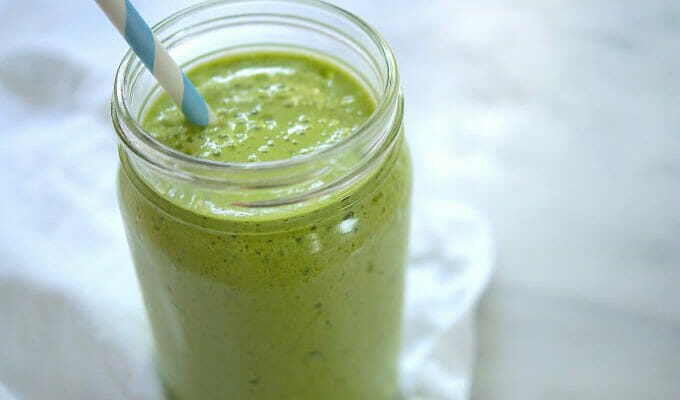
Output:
top-left (0, 1), bottom-right (494, 399)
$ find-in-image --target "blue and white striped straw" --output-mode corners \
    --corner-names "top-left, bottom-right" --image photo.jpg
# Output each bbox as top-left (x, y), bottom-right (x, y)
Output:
top-left (96, 0), bottom-right (216, 126)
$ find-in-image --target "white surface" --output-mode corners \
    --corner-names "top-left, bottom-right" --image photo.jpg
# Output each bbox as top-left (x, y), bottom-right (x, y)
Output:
top-left (0, 1), bottom-right (493, 399)
top-left (457, 1), bottom-right (680, 398)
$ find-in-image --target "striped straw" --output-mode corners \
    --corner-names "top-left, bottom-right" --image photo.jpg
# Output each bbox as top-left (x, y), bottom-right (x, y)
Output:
top-left (96, 0), bottom-right (216, 126)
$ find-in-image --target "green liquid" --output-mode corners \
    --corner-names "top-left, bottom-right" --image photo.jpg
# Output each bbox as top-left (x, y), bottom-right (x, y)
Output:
top-left (118, 51), bottom-right (411, 400)
top-left (143, 52), bottom-right (375, 162)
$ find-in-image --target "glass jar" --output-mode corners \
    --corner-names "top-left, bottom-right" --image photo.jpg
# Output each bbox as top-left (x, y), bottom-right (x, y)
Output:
top-left (112, 1), bottom-right (411, 399)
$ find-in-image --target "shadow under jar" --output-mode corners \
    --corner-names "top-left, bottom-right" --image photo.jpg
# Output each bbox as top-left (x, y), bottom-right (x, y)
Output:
top-left (112, 1), bottom-right (411, 399)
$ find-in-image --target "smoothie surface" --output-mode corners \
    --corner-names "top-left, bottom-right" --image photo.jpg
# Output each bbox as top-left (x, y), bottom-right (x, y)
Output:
top-left (142, 52), bottom-right (376, 163)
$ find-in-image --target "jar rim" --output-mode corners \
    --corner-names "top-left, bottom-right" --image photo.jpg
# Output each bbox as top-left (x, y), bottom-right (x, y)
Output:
top-left (112, 0), bottom-right (400, 175)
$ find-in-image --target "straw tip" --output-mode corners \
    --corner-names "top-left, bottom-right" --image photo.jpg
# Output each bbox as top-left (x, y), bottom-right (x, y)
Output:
top-left (207, 108), bottom-right (218, 125)
top-left (191, 106), bottom-right (216, 127)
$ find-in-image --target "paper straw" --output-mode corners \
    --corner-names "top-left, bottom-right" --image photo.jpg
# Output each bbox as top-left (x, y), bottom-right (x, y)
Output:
top-left (95, 0), bottom-right (216, 126)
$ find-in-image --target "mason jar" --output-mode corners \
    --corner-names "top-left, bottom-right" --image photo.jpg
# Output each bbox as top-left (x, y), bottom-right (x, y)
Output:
top-left (112, 1), bottom-right (411, 399)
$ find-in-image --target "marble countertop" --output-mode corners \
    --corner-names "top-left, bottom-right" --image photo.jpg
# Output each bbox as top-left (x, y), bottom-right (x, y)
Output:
top-left (336, 0), bottom-right (680, 398)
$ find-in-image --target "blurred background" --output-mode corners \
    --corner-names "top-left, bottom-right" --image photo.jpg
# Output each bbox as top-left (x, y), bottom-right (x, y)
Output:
top-left (1, 0), bottom-right (679, 399)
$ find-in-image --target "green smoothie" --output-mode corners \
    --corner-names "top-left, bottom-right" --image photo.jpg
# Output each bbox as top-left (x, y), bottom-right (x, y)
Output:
top-left (117, 51), bottom-right (411, 400)
top-left (143, 52), bottom-right (375, 163)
